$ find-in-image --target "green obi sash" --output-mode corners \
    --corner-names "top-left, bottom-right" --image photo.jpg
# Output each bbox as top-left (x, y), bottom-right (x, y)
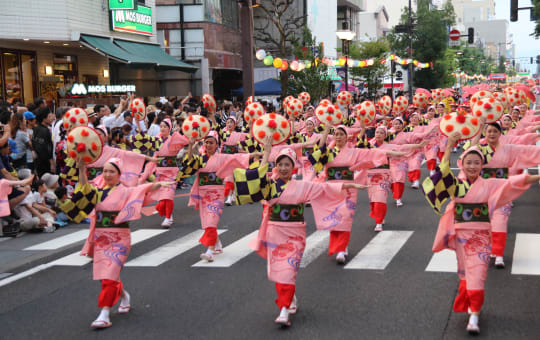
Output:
top-left (480, 167), bottom-right (508, 179)
top-left (269, 203), bottom-right (305, 222)
top-left (454, 203), bottom-right (490, 223)
top-left (222, 144), bottom-right (239, 154)
top-left (96, 211), bottom-right (129, 228)
top-left (327, 166), bottom-right (353, 181)
top-left (159, 156), bottom-right (178, 168)
top-left (199, 172), bottom-right (223, 186)
top-left (87, 167), bottom-right (103, 181)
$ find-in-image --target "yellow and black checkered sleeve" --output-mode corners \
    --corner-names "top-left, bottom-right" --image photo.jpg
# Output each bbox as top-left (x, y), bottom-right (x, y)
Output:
top-left (287, 131), bottom-right (306, 144)
top-left (422, 161), bottom-right (470, 215)
top-left (355, 134), bottom-right (371, 149)
top-left (128, 132), bottom-right (161, 154)
top-left (233, 162), bottom-right (270, 205)
top-left (59, 183), bottom-right (100, 223)
top-left (307, 144), bottom-right (334, 173)
top-left (177, 154), bottom-right (201, 180)
top-left (239, 136), bottom-right (263, 153)
top-left (60, 156), bottom-right (79, 184)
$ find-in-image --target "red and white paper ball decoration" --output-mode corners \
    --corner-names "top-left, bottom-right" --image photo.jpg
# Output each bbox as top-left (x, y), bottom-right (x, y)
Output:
top-left (336, 91), bottom-right (353, 106)
top-left (505, 88), bottom-right (527, 106)
top-left (130, 98), bottom-right (146, 120)
top-left (66, 126), bottom-right (103, 164)
top-left (431, 88), bottom-right (443, 104)
top-left (285, 98), bottom-right (304, 118)
top-left (182, 115), bottom-right (211, 140)
top-left (471, 97), bottom-right (504, 123)
top-left (243, 102), bottom-right (265, 124)
top-left (63, 107), bottom-right (88, 131)
top-left (283, 95), bottom-right (294, 107)
top-left (377, 95), bottom-right (392, 115)
top-left (492, 92), bottom-right (509, 110)
top-left (202, 93), bottom-right (217, 113)
top-left (393, 96), bottom-right (408, 114)
top-left (469, 90), bottom-right (494, 109)
top-left (315, 102), bottom-right (343, 126)
top-left (439, 112), bottom-right (481, 141)
top-left (252, 113), bottom-right (291, 145)
top-left (245, 96), bottom-right (254, 106)
top-left (298, 92), bottom-right (311, 106)
top-left (413, 93), bottom-right (430, 109)
top-left (356, 101), bottom-right (377, 125)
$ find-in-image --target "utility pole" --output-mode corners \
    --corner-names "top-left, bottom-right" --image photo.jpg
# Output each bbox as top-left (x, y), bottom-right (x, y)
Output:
top-left (240, 0), bottom-right (255, 99)
top-left (408, 0), bottom-right (413, 103)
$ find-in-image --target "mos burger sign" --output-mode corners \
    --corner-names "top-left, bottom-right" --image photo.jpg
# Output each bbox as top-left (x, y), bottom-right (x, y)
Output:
top-left (71, 83), bottom-right (136, 95)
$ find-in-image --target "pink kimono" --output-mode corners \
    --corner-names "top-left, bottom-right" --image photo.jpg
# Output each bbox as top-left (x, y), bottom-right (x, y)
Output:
top-left (88, 146), bottom-right (147, 187)
top-left (426, 161), bottom-right (531, 313)
top-left (299, 132), bottom-right (321, 181)
top-left (0, 179), bottom-right (12, 217)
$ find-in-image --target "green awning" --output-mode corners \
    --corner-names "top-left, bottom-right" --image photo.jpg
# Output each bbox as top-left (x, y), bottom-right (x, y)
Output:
top-left (115, 40), bottom-right (198, 72)
top-left (80, 34), bottom-right (198, 72)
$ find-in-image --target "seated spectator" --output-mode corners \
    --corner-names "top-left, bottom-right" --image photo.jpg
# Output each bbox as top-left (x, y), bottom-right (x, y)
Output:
top-left (14, 180), bottom-right (55, 232)
top-left (41, 173), bottom-right (59, 209)
top-left (54, 186), bottom-right (70, 227)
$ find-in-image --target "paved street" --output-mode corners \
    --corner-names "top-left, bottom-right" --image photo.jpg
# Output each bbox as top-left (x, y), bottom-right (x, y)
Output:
top-left (1, 162), bottom-right (539, 340)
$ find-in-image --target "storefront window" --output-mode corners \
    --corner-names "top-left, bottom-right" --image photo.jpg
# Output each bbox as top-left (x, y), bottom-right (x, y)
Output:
top-left (21, 54), bottom-right (36, 104)
top-left (2, 52), bottom-right (21, 103)
top-left (53, 55), bottom-right (78, 84)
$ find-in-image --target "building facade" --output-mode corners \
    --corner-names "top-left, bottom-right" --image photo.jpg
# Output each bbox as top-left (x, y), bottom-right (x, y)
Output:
top-left (0, 0), bottom-right (196, 107)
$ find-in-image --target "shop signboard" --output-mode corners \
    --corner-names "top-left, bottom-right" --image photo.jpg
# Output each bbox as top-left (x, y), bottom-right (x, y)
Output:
top-left (109, 0), bottom-right (135, 10)
top-left (71, 83), bottom-right (136, 95)
top-left (111, 5), bottom-right (153, 36)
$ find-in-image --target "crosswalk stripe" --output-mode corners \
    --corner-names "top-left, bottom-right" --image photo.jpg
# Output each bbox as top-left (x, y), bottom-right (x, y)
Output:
top-left (345, 230), bottom-right (414, 270)
top-left (52, 229), bottom-right (168, 266)
top-left (24, 230), bottom-right (89, 250)
top-left (125, 229), bottom-right (227, 267)
top-left (300, 230), bottom-right (329, 268)
top-left (192, 230), bottom-right (258, 267)
top-left (511, 233), bottom-right (540, 275)
top-left (425, 249), bottom-right (457, 272)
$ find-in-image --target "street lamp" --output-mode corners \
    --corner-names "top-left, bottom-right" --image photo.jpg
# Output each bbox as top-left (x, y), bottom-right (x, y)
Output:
top-left (336, 23), bottom-right (355, 92)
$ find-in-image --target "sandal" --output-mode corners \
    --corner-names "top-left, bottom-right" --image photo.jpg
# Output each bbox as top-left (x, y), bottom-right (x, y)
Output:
top-left (91, 319), bottom-right (112, 328)
top-left (118, 304), bottom-right (131, 314)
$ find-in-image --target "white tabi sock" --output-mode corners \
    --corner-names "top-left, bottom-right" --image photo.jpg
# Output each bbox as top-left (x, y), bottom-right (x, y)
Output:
top-left (121, 291), bottom-right (130, 306)
top-left (469, 314), bottom-right (479, 325)
top-left (98, 309), bottom-right (110, 321)
top-left (205, 248), bottom-right (213, 257)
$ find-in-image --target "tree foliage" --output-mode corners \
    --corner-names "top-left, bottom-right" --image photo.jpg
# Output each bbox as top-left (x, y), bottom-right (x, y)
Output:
top-left (534, 0), bottom-right (540, 38)
top-left (288, 27), bottom-right (330, 103)
top-left (348, 39), bottom-right (390, 99)
top-left (387, 0), bottom-right (456, 89)
top-left (253, 0), bottom-right (305, 97)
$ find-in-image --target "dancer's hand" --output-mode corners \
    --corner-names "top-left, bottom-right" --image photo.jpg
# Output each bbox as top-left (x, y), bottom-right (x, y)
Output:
top-left (146, 156), bottom-right (164, 163)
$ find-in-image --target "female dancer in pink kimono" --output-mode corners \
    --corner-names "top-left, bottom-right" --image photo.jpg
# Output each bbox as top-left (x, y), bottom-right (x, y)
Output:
top-left (422, 131), bottom-right (540, 334)
top-left (298, 117), bottom-right (323, 181)
top-left (130, 118), bottom-right (189, 227)
top-left (357, 125), bottom-right (427, 231)
top-left (180, 131), bottom-right (251, 262)
top-left (463, 121), bottom-right (540, 268)
top-left (308, 124), bottom-right (405, 263)
top-left (233, 138), bottom-right (367, 326)
top-left (60, 157), bottom-right (174, 329)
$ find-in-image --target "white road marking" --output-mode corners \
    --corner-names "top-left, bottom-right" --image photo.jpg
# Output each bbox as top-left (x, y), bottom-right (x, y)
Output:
top-left (300, 230), bottom-right (329, 268)
top-left (24, 230), bottom-right (89, 250)
top-left (425, 249), bottom-right (457, 272)
top-left (345, 231), bottom-right (414, 270)
top-left (125, 229), bottom-right (227, 267)
top-left (192, 230), bottom-right (258, 267)
top-left (511, 233), bottom-right (540, 275)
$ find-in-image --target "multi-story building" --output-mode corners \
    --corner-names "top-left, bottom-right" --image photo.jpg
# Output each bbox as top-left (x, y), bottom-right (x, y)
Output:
top-left (364, 0), bottom-right (415, 29)
top-left (357, 6), bottom-right (390, 41)
top-left (0, 0), bottom-right (196, 107)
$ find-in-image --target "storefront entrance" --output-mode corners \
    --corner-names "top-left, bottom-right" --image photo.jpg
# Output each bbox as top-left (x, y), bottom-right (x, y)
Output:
top-left (0, 49), bottom-right (38, 105)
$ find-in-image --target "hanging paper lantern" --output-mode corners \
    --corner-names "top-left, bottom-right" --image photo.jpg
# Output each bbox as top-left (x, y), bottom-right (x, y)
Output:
top-left (280, 60), bottom-right (288, 71)
top-left (367, 59), bottom-right (374, 66)
top-left (255, 49), bottom-right (266, 61)
top-left (244, 102), bottom-right (265, 124)
top-left (273, 58), bottom-right (283, 68)
top-left (263, 55), bottom-right (273, 66)
top-left (290, 60), bottom-right (299, 71)
top-left (298, 61), bottom-right (305, 71)
top-left (305, 60), bottom-right (311, 69)
top-left (347, 59), bottom-right (355, 67)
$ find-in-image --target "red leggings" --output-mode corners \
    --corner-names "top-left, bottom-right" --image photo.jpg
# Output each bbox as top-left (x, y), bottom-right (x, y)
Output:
top-left (491, 232), bottom-right (507, 257)
top-left (224, 181), bottom-right (234, 197)
top-left (369, 202), bottom-right (387, 224)
top-left (98, 280), bottom-right (123, 308)
top-left (328, 231), bottom-right (350, 255)
top-left (437, 150), bottom-right (445, 161)
top-left (391, 182), bottom-right (404, 200)
top-left (199, 227), bottom-right (218, 247)
top-left (453, 280), bottom-right (485, 313)
top-left (275, 283), bottom-right (295, 309)
top-left (426, 159), bottom-right (437, 171)
top-left (155, 199), bottom-right (174, 219)
top-left (407, 170), bottom-right (421, 182)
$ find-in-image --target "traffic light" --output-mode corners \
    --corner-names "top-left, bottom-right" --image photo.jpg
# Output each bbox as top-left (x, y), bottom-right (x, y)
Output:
top-left (391, 60), bottom-right (396, 74)
top-left (537, 55), bottom-right (540, 64)
top-left (510, 0), bottom-right (518, 22)
top-left (467, 28), bottom-right (474, 44)
top-left (512, 60), bottom-right (515, 67)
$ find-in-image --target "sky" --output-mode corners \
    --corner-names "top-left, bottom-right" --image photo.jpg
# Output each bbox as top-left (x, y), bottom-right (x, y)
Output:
top-left (495, 0), bottom-right (538, 74)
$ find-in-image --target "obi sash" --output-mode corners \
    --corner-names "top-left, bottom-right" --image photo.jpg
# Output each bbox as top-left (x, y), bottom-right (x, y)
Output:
top-left (222, 144), bottom-right (239, 154)
top-left (159, 156), bottom-right (178, 168)
top-left (480, 167), bottom-right (508, 179)
top-left (454, 203), bottom-right (490, 223)
top-left (269, 203), bottom-right (304, 222)
top-left (96, 210), bottom-right (129, 228)
top-left (87, 167), bottom-right (103, 181)
top-left (199, 172), bottom-right (223, 186)
top-left (326, 166), bottom-right (353, 181)
top-left (371, 164), bottom-right (390, 170)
